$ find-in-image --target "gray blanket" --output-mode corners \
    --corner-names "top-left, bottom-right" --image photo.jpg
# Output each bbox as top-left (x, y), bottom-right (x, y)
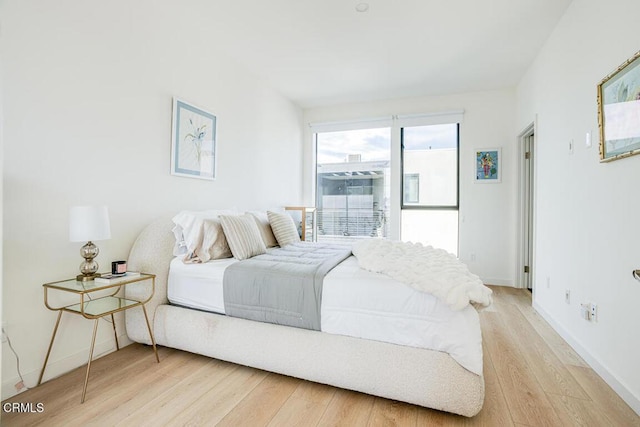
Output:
top-left (223, 242), bottom-right (352, 330)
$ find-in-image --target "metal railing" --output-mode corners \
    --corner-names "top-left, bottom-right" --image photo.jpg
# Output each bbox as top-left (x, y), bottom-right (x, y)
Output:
top-left (317, 209), bottom-right (388, 238)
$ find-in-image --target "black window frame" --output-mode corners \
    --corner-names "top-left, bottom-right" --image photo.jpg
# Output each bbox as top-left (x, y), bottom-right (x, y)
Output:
top-left (400, 123), bottom-right (460, 210)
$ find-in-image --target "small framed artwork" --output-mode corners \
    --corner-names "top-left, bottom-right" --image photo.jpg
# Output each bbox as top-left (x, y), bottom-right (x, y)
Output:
top-left (475, 148), bottom-right (501, 183)
top-left (597, 50), bottom-right (640, 162)
top-left (171, 98), bottom-right (217, 180)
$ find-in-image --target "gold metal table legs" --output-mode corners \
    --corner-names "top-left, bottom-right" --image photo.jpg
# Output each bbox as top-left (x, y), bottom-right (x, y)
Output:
top-left (142, 304), bottom-right (160, 363)
top-left (81, 319), bottom-right (100, 403)
top-left (37, 304), bottom-right (159, 403)
top-left (111, 313), bottom-right (119, 351)
top-left (37, 311), bottom-right (63, 387)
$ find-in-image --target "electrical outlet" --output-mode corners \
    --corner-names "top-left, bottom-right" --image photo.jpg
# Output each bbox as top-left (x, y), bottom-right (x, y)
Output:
top-left (470, 253), bottom-right (476, 262)
top-left (580, 303), bottom-right (591, 320)
top-left (565, 289), bottom-right (570, 304)
top-left (590, 303), bottom-right (597, 322)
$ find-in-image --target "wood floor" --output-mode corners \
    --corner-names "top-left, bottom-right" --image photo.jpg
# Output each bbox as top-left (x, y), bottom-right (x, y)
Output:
top-left (2, 286), bottom-right (639, 426)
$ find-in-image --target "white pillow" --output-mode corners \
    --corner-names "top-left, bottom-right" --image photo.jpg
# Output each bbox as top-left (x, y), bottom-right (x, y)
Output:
top-left (171, 209), bottom-right (237, 259)
top-left (219, 214), bottom-right (267, 260)
top-left (247, 211), bottom-right (278, 248)
top-left (267, 211), bottom-right (300, 247)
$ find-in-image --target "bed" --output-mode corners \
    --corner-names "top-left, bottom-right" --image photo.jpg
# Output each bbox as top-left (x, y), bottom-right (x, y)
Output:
top-left (125, 213), bottom-right (489, 417)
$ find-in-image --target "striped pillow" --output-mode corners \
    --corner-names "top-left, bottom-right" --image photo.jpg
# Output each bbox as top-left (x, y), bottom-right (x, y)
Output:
top-left (267, 211), bottom-right (300, 247)
top-left (219, 214), bottom-right (267, 260)
top-left (248, 211), bottom-right (279, 248)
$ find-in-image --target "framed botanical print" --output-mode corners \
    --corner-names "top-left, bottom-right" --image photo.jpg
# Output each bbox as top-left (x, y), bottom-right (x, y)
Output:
top-left (171, 98), bottom-right (217, 180)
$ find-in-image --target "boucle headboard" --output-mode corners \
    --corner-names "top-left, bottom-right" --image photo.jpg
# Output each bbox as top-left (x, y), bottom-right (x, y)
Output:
top-left (125, 217), bottom-right (175, 344)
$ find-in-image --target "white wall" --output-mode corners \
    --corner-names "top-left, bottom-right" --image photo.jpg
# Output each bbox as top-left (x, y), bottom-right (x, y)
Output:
top-left (1, 0), bottom-right (302, 399)
top-left (304, 89), bottom-right (517, 285)
top-left (0, 37), bottom-right (4, 396)
top-left (516, 0), bottom-right (640, 413)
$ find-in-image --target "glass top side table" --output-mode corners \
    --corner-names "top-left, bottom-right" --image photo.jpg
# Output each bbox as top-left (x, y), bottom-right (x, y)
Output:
top-left (38, 273), bottom-right (159, 403)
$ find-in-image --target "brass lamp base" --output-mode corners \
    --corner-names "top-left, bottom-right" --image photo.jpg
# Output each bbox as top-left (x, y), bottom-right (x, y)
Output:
top-left (78, 241), bottom-right (101, 281)
top-left (76, 273), bottom-right (100, 282)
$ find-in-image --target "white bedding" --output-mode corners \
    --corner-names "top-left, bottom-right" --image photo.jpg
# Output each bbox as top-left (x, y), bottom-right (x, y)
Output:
top-left (168, 257), bottom-right (237, 314)
top-left (167, 255), bottom-right (483, 375)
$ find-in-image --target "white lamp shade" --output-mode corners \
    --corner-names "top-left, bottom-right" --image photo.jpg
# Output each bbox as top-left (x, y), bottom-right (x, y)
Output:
top-left (69, 206), bottom-right (112, 242)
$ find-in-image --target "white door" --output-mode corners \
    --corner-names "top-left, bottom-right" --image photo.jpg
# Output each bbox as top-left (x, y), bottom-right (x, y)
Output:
top-left (522, 132), bottom-right (535, 290)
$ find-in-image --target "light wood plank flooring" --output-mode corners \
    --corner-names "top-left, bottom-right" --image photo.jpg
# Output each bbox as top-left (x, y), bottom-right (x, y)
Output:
top-left (2, 286), bottom-right (639, 426)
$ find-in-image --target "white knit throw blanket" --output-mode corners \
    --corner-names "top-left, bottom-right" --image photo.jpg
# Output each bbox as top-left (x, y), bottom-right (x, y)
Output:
top-left (352, 239), bottom-right (493, 311)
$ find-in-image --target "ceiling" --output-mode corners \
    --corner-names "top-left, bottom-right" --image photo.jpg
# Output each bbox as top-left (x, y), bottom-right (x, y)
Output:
top-left (206, 0), bottom-right (573, 108)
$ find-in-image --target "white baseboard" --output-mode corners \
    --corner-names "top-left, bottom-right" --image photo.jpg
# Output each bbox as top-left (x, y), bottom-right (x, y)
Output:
top-left (1, 333), bottom-right (132, 401)
top-left (481, 277), bottom-right (514, 287)
top-left (533, 301), bottom-right (640, 416)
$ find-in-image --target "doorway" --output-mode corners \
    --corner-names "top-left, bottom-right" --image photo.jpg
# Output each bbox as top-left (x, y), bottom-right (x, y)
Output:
top-left (519, 124), bottom-right (535, 290)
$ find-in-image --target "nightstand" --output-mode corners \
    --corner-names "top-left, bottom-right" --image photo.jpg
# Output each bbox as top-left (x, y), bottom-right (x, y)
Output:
top-left (285, 206), bottom-right (317, 242)
top-left (38, 273), bottom-right (159, 403)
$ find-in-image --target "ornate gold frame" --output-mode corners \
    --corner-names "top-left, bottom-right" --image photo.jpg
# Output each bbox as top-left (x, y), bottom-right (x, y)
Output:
top-left (597, 50), bottom-right (640, 162)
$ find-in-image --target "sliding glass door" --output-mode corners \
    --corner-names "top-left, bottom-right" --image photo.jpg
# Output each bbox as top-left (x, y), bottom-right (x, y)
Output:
top-left (401, 124), bottom-right (459, 254)
top-left (315, 128), bottom-right (391, 242)
top-left (312, 114), bottom-right (461, 252)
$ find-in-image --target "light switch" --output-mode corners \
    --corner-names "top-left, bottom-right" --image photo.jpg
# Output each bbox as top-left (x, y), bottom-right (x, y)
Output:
top-left (586, 131), bottom-right (592, 148)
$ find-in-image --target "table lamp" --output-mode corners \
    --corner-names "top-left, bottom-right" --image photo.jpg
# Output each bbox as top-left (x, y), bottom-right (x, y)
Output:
top-left (69, 206), bottom-right (111, 281)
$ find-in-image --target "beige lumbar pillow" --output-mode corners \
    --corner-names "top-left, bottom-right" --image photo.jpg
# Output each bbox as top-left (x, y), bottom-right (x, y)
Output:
top-left (197, 218), bottom-right (232, 261)
top-left (248, 212), bottom-right (278, 248)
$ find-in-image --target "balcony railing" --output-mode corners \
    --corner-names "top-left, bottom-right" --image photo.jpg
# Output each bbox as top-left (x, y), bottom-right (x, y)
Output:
top-left (317, 209), bottom-right (388, 239)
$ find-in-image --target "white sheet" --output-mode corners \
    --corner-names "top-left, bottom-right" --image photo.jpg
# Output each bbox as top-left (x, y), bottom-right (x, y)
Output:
top-left (168, 257), bottom-right (236, 314)
top-left (167, 255), bottom-right (483, 375)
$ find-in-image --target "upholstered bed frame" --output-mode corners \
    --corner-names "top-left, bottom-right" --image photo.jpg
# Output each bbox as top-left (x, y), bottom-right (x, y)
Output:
top-left (124, 218), bottom-right (485, 417)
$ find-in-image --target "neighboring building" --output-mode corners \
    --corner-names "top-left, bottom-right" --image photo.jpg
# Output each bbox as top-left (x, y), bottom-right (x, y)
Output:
top-left (316, 159), bottom-right (390, 239)
top-left (316, 148), bottom-right (458, 251)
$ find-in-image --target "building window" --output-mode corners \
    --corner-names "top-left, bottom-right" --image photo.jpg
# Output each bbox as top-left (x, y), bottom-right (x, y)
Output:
top-left (403, 174), bottom-right (419, 203)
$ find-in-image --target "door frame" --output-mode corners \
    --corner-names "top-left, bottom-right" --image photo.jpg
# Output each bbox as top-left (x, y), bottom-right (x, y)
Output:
top-left (516, 121), bottom-right (536, 290)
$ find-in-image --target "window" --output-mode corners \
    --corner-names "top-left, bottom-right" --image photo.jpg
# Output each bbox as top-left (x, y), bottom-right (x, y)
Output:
top-left (401, 124), bottom-right (459, 254)
top-left (311, 111), bottom-right (463, 250)
top-left (401, 124), bottom-right (458, 208)
top-left (315, 127), bottom-right (391, 241)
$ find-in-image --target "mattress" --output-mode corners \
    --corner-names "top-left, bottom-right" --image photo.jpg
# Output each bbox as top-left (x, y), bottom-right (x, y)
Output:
top-left (167, 255), bottom-right (483, 375)
top-left (168, 257), bottom-right (237, 314)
